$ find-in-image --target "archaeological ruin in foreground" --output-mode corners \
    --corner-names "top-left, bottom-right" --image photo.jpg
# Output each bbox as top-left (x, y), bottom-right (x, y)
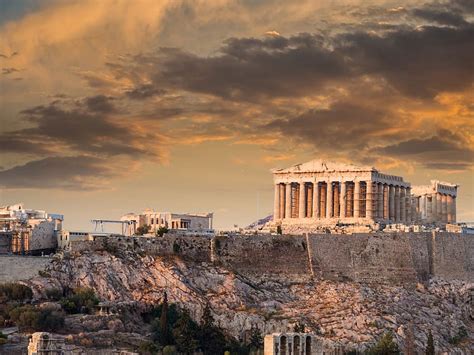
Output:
top-left (272, 160), bottom-right (458, 228)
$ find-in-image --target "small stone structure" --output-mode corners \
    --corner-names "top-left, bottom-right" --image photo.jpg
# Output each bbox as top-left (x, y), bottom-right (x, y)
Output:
top-left (272, 159), bottom-right (458, 229)
top-left (28, 332), bottom-right (66, 355)
top-left (412, 180), bottom-right (458, 224)
top-left (264, 332), bottom-right (344, 355)
top-left (121, 208), bottom-right (213, 236)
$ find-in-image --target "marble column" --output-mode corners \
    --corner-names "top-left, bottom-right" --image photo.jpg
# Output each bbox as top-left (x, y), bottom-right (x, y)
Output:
top-left (299, 182), bottom-right (306, 219)
top-left (273, 184), bottom-right (280, 220)
top-left (313, 182), bottom-right (320, 218)
top-left (436, 193), bottom-right (442, 222)
top-left (366, 181), bottom-right (373, 220)
top-left (383, 184), bottom-right (389, 220)
top-left (333, 183), bottom-right (340, 218)
top-left (447, 195), bottom-right (453, 223)
top-left (377, 183), bottom-right (384, 219)
top-left (306, 184), bottom-right (313, 218)
top-left (406, 187), bottom-right (412, 223)
top-left (389, 185), bottom-right (395, 222)
top-left (441, 194), bottom-right (448, 223)
top-left (340, 181), bottom-right (347, 218)
top-left (400, 187), bottom-right (406, 223)
top-left (279, 184), bottom-right (286, 219)
top-left (320, 183), bottom-right (327, 218)
top-left (394, 186), bottom-right (400, 223)
top-left (354, 181), bottom-right (361, 218)
top-left (452, 196), bottom-right (457, 222)
top-left (285, 183), bottom-right (292, 219)
top-left (431, 193), bottom-right (438, 222)
top-left (326, 181), bottom-right (333, 218)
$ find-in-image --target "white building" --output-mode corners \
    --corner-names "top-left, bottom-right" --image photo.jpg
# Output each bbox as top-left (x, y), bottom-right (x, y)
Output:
top-left (121, 208), bottom-right (213, 236)
top-left (0, 203), bottom-right (63, 254)
top-left (412, 180), bottom-right (458, 225)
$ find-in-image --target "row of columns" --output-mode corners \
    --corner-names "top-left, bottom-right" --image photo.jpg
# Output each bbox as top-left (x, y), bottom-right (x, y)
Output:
top-left (419, 193), bottom-right (456, 223)
top-left (274, 181), bottom-right (413, 223)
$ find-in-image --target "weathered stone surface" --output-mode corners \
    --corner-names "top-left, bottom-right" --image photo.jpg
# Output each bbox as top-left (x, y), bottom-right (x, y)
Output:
top-left (26, 247), bottom-right (473, 354)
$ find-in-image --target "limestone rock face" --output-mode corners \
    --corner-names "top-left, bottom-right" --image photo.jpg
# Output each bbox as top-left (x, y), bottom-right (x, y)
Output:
top-left (27, 249), bottom-right (473, 353)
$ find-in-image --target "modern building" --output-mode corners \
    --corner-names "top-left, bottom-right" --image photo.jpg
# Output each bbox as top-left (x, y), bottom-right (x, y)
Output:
top-left (121, 208), bottom-right (213, 236)
top-left (272, 160), bottom-right (458, 229)
top-left (0, 203), bottom-right (63, 254)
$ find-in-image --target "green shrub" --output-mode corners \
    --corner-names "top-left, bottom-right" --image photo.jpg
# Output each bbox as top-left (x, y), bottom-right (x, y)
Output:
top-left (60, 287), bottom-right (99, 314)
top-left (138, 341), bottom-right (160, 354)
top-left (366, 332), bottom-right (400, 355)
top-left (162, 345), bottom-right (177, 355)
top-left (37, 309), bottom-right (65, 332)
top-left (448, 326), bottom-right (468, 345)
top-left (45, 288), bottom-right (63, 301)
top-left (156, 227), bottom-right (169, 237)
top-left (0, 338), bottom-right (7, 345)
top-left (0, 283), bottom-right (33, 302)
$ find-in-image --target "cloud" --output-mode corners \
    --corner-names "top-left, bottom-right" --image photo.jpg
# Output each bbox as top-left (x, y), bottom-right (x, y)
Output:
top-left (0, 156), bottom-right (116, 190)
top-left (373, 130), bottom-right (474, 170)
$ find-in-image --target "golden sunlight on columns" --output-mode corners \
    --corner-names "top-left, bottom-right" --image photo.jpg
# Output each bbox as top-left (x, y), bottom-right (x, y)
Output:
top-left (279, 184), bottom-right (285, 219)
top-left (326, 181), bottom-right (333, 218)
top-left (400, 187), bottom-right (406, 223)
top-left (377, 183), bottom-right (384, 220)
top-left (366, 181), bottom-right (373, 220)
top-left (340, 181), bottom-right (347, 218)
top-left (313, 182), bottom-right (320, 218)
top-left (406, 188), bottom-right (412, 223)
top-left (389, 185), bottom-right (395, 222)
top-left (436, 193), bottom-right (443, 222)
top-left (299, 182), bottom-right (306, 219)
top-left (394, 186), bottom-right (401, 223)
top-left (354, 181), bottom-right (360, 219)
top-left (441, 194), bottom-right (448, 223)
top-left (320, 183), bottom-right (327, 218)
top-left (285, 183), bottom-right (292, 219)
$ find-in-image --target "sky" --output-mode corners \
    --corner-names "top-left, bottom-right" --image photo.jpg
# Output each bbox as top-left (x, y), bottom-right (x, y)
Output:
top-left (0, 0), bottom-right (473, 231)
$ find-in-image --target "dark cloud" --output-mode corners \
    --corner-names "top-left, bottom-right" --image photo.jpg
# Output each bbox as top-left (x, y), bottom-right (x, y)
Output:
top-left (373, 131), bottom-right (474, 169)
top-left (128, 33), bottom-right (349, 102)
top-left (337, 23), bottom-right (474, 98)
top-left (412, 7), bottom-right (469, 27)
top-left (84, 95), bottom-right (116, 113)
top-left (267, 102), bottom-right (392, 150)
top-left (14, 101), bottom-right (149, 157)
top-left (125, 84), bottom-right (166, 100)
top-left (0, 156), bottom-right (114, 190)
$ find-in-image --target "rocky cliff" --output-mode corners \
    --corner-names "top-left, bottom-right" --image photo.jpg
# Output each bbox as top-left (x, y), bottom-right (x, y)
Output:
top-left (26, 244), bottom-right (473, 354)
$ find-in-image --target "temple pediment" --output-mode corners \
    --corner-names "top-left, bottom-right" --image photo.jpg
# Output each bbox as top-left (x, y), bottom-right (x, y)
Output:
top-left (272, 159), bottom-right (375, 174)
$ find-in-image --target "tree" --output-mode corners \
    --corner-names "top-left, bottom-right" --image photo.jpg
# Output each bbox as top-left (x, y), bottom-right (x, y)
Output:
top-left (276, 225), bottom-right (282, 235)
top-left (60, 287), bottom-right (99, 314)
top-left (136, 224), bottom-right (151, 236)
top-left (366, 332), bottom-right (400, 355)
top-left (172, 308), bottom-right (199, 354)
top-left (248, 326), bottom-right (263, 350)
top-left (156, 292), bottom-right (173, 346)
top-left (199, 303), bottom-right (226, 354)
top-left (156, 226), bottom-right (169, 237)
top-left (425, 330), bottom-right (434, 355)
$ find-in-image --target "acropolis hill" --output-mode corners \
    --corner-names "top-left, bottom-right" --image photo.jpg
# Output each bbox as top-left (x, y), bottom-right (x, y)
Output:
top-left (1, 159), bottom-right (472, 354)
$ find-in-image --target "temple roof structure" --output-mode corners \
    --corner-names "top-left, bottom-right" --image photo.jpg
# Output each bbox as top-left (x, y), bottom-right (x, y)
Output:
top-left (272, 159), bottom-right (376, 174)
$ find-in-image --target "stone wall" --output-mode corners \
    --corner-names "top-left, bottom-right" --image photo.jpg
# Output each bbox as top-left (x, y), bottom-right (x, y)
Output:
top-left (431, 232), bottom-right (474, 282)
top-left (0, 256), bottom-right (52, 282)
top-left (212, 234), bottom-right (310, 278)
top-left (68, 232), bottom-right (473, 284)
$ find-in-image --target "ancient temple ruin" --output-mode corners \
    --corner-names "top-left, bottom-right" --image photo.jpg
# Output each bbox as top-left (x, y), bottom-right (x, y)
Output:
top-left (272, 160), bottom-right (457, 228)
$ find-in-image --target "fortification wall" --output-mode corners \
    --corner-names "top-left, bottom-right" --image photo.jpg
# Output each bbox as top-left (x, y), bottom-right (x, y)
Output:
top-left (68, 232), bottom-right (473, 284)
top-left (432, 232), bottom-right (474, 282)
top-left (212, 234), bottom-right (309, 278)
top-left (0, 256), bottom-right (52, 282)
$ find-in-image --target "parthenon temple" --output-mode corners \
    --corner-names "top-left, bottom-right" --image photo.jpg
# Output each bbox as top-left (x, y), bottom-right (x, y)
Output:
top-left (272, 160), bottom-right (458, 227)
